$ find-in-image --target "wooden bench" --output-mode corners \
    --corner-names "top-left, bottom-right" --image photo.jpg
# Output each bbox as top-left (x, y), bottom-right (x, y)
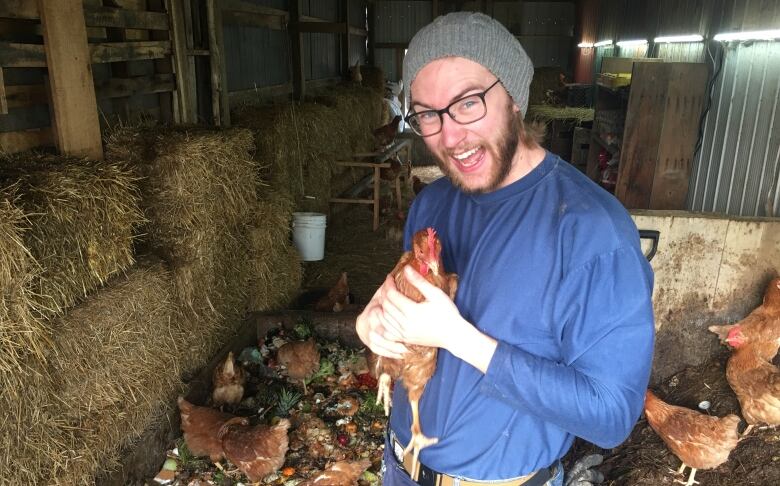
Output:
top-left (330, 138), bottom-right (412, 231)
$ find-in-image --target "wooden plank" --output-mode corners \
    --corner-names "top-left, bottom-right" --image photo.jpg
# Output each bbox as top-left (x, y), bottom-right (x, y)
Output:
top-left (167, 0), bottom-right (196, 124)
top-left (614, 62), bottom-right (669, 209)
top-left (342, 0), bottom-right (350, 76)
top-left (289, 0), bottom-right (304, 101)
top-left (4, 83), bottom-right (47, 108)
top-left (330, 197), bottom-right (374, 204)
top-left (89, 40), bottom-right (171, 63)
top-left (95, 73), bottom-right (175, 99)
top-left (0, 127), bottom-right (53, 153)
top-left (206, 0), bottom-right (229, 126)
top-left (83, 6), bottom-right (169, 30)
top-left (222, 9), bottom-right (286, 30)
top-left (649, 63), bottom-right (708, 209)
top-left (223, 0), bottom-right (289, 20)
top-left (375, 41), bottom-right (408, 49)
top-left (148, 0), bottom-right (173, 123)
top-left (297, 21), bottom-right (348, 34)
top-left (0, 68), bottom-right (6, 114)
top-left (0, 41), bottom-right (46, 67)
top-left (38, 0), bottom-right (102, 160)
top-left (0, 0), bottom-right (39, 20)
top-left (348, 25), bottom-right (366, 36)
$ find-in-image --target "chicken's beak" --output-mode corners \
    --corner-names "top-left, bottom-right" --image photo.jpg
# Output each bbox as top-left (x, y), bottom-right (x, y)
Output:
top-left (428, 260), bottom-right (439, 275)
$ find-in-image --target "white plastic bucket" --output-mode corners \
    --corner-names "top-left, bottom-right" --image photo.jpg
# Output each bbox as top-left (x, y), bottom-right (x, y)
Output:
top-left (292, 212), bottom-right (327, 261)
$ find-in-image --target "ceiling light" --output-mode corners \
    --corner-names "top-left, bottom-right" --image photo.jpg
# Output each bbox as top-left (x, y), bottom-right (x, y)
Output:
top-left (593, 40), bottom-right (612, 47)
top-left (714, 29), bottom-right (780, 41)
top-left (654, 34), bottom-right (704, 43)
top-left (616, 39), bottom-right (648, 47)
top-left (578, 42), bottom-right (594, 48)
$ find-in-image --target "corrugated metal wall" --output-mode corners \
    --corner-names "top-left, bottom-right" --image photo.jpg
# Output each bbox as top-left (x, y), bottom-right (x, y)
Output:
top-left (688, 41), bottom-right (780, 217)
top-left (372, 0), bottom-right (432, 82)
top-left (515, 2), bottom-right (574, 70)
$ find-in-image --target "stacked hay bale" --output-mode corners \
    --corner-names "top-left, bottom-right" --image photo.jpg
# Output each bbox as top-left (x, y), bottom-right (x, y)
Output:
top-left (48, 259), bottom-right (182, 485)
top-left (233, 85), bottom-right (384, 214)
top-left (0, 154), bottom-right (145, 485)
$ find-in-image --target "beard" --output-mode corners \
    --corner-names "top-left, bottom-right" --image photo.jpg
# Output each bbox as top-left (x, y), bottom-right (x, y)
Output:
top-left (434, 112), bottom-right (521, 195)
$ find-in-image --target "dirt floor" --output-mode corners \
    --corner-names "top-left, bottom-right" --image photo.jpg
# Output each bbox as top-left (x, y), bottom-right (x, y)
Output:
top-left (302, 163), bottom-right (780, 486)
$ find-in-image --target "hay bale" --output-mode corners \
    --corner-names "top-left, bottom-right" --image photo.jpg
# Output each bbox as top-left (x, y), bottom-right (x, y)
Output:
top-left (47, 258), bottom-right (184, 484)
top-left (106, 126), bottom-right (259, 263)
top-left (234, 88), bottom-right (383, 213)
top-left (0, 153), bottom-right (144, 317)
top-left (247, 189), bottom-right (302, 311)
top-left (529, 67), bottom-right (564, 106)
top-left (360, 65), bottom-right (385, 93)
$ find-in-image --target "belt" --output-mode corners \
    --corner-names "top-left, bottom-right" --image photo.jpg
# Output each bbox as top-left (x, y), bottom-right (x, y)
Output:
top-left (389, 430), bottom-right (555, 486)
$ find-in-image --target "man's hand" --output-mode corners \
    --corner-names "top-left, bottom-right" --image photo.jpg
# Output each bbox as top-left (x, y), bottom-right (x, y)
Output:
top-left (355, 275), bottom-right (408, 359)
top-left (564, 454), bottom-right (604, 486)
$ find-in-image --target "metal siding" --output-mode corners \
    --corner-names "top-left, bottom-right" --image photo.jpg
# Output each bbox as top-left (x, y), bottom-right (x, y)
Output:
top-left (309, 33), bottom-right (339, 79)
top-left (517, 35), bottom-right (571, 69)
top-left (350, 0), bottom-right (367, 27)
top-left (656, 42), bottom-right (706, 62)
top-left (374, 47), bottom-right (397, 81)
top-left (308, 0), bottom-right (339, 21)
top-left (520, 2), bottom-right (574, 36)
top-left (597, 0), bottom-right (624, 43)
top-left (224, 25), bottom-right (290, 91)
top-left (373, 1), bottom-right (432, 43)
top-left (688, 42), bottom-right (780, 216)
top-left (656, 0), bottom-right (709, 37)
top-left (349, 34), bottom-right (367, 66)
top-left (493, 1), bottom-right (524, 33)
top-left (616, 45), bottom-right (648, 58)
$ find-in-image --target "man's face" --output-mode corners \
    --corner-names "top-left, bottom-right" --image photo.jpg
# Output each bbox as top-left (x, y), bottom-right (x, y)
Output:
top-left (409, 58), bottom-right (521, 194)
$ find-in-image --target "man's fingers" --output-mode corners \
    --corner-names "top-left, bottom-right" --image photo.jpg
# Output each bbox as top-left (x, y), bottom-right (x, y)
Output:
top-left (368, 330), bottom-right (408, 358)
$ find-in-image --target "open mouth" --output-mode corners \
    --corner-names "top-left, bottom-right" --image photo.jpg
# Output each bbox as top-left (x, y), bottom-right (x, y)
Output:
top-left (450, 146), bottom-right (485, 172)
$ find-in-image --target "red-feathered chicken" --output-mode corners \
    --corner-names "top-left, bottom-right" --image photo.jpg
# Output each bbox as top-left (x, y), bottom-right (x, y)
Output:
top-left (178, 397), bottom-right (236, 462)
top-left (212, 351), bottom-right (246, 406)
top-left (373, 115), bottom-right (402, 149)
top-left (218, 417), bottom-right (291, 482)
top-left (725, 334), bottom-right (780, 436)
top-left (277, 338), bottom-right (320, 394)
top-left (373, 227), bottom-right (458, 478)
top-left (297, 459), bottom-right (371, 486)
top-left (644, 390), bottom-right (740, 486)
top-left (709, 277), bottom-right (780, 360)
top-left (314, 271), bottom-right (351, 312)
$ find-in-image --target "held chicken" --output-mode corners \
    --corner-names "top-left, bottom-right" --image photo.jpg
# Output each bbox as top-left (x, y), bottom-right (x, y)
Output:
top-left (374, 227), bottom-right (458, 479)
top-left (314, 272), bottom-right (351, 312)
top-left (373, 115), bottom-right (402, 149)
top-left (709, 277), bottom-right (780, 360)
top-left (297, 459), bottom-right (371, 486)
top-left (276, 338), bottom-right (320, 394)
top-left (644, 390), bottom-right (740, 486)
top-left (212, 351), bottom-right (246, 406)
top-left (219, 417), bottom-right (291, 482)
top-left (725, 334), bottom-right (780, 436)
top-left (178, 397), bottom-right (237, 462)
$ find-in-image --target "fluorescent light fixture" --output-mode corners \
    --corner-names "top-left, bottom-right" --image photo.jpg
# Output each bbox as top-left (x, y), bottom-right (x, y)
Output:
top-left (593, 39), bottom-right (613, 47)
top-left (578, 42), bottom-right (594, 48)
top-left (654, 34), bottom-right (704, 43)
top-left (616, 39), bottom-right (648, 47)
top-left (714, 29), bottom-right (780, 41)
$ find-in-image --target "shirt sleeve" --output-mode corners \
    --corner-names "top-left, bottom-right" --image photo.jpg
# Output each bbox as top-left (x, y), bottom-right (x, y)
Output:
top-left (479, 246), bottom-right (655, 448)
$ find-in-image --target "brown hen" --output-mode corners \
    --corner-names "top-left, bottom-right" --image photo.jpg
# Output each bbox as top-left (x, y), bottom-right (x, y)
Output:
top-left (644, 390), bottom-right (740, 486)
top-left (709, 277), bottom-right (780, 359)
top-left (374, 227), bottom-right (458, 478)
top-left (411, 176), bottom-right (428, 195)
top-left (219, 417), bottom-right (291, 482)
top-left (314, 272), bottom-right (351, 312)
top-left (277, 338), bottom-right (320, 394)
top-left (212, 351), bottom-right (246, 406)
top-left (373, 115), bottom-right (402, 149)
top-left (726, 340), bottom-right (780, 436)
top-left (297, 459), bottom-right (371, 486)
top-left (178, 396), bottom-right (237, 462)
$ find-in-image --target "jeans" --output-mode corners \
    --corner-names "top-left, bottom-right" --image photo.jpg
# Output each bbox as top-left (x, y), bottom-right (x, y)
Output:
top-left (381, 437), bottom-right (564, 486)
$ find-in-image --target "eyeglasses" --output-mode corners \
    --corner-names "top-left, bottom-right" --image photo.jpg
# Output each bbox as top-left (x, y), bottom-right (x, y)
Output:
top-left (405, 79), bottom-right (501, 137)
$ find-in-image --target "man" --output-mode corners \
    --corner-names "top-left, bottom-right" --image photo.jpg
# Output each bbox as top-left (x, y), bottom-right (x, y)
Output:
top-left (356, 12), bottom-right (654, 486)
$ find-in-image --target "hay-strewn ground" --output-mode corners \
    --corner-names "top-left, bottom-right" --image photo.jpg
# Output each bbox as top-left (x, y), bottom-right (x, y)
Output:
top-left (304, 162), bottom-right (780, 486)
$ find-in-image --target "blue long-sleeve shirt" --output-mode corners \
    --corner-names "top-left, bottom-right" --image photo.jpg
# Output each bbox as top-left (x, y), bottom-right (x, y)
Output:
top-left (389, 152), bottom-right (654, 481)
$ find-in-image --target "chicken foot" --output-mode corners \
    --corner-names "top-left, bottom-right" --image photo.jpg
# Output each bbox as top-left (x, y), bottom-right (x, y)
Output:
top-left (403, 398), bottom-right (439, 480)
top-left (672, 464), bottom-right (699, 486)
top-left (377, 373), bottom-right (393, 416)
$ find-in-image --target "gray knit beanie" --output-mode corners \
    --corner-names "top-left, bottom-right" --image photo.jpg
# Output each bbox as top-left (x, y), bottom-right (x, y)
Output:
top-left (403, 12), bottom-right (534, 116)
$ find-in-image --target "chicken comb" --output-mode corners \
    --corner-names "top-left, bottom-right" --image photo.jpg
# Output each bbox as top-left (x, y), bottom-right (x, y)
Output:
top-left (427, 227), bottom-right (437, 257)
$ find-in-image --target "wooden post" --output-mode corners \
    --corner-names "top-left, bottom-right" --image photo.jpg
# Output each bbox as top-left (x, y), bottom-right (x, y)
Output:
top-left (167, 0), bottom-right (197, 123)
top-left (38, 0), bottom-right (103, 160)
top-left (0, 68), bottom-right (7, 115)
top-left (289, 0), bottom-right (305, 100)
top-left (149, 0), bottom-right (173, 123)
top-left (432, 0), bottom-right (439, 18)
top-left (373, 165), bottom-right (381, 231)
top-left (341, 0), bottom-right (350, 77)
top-left (367, 0), bottom-right (375, 67)
top-left (206, 0), bottom-right (230, 126)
